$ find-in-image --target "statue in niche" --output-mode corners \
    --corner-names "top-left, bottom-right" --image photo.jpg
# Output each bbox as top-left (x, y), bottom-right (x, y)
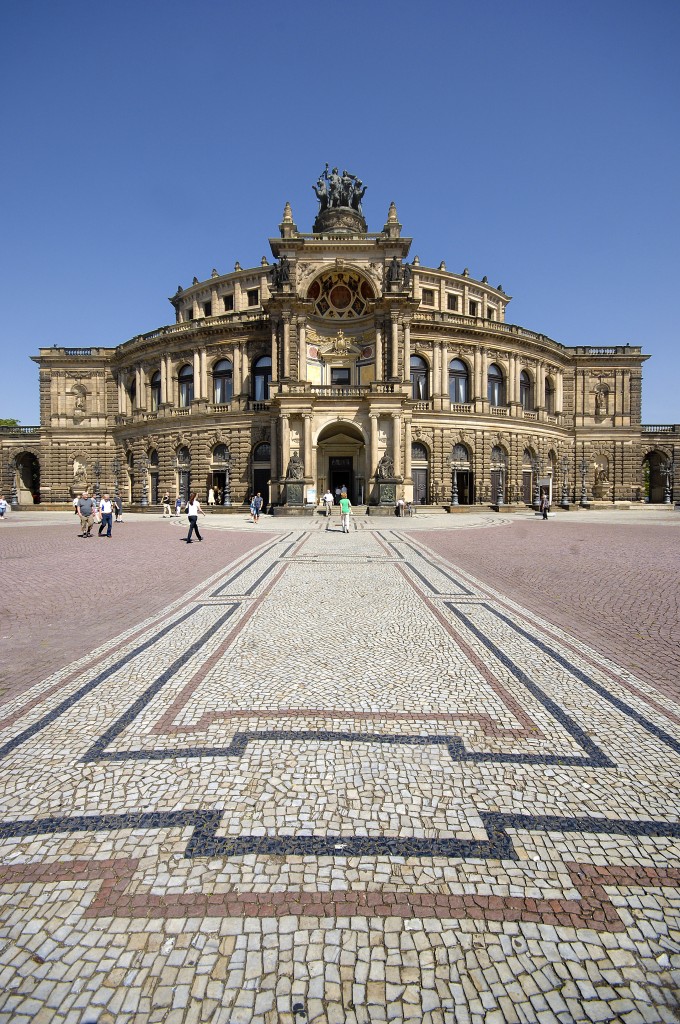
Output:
top-left (595, 389), bottom-right (607, 416)
top-left (272, 256), bottom-right (291, 288)
top-left (73, 459), bottom-right (87, 485)
top-left (376, 452), bottom-right (395, 479)
top-left (402, 263), bottom-right (412, 289)
top-left (387, 257), bottom-right (402, 285)
top-left (286, 452), bottom-right (304, 479)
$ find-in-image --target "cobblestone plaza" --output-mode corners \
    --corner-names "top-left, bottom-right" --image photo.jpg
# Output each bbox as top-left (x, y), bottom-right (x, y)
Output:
top-left (0, 508), bottom-right (679, 1023)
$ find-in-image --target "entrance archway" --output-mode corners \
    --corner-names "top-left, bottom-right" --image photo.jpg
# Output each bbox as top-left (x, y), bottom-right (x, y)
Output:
top-left (316, 420), bottom-right (366, 505)
top-left (15, 451), bottom-right (40, 504)
top-left (642, 450), bottom-right (673, 503)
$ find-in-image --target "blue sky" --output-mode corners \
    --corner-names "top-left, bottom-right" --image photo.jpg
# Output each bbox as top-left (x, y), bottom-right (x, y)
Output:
top-left (2, 0), bottom-right (679, 423)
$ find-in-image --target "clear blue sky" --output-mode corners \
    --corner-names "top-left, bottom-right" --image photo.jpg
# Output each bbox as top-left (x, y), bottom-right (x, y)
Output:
top-left (2, 0), bottom-right (678, 424)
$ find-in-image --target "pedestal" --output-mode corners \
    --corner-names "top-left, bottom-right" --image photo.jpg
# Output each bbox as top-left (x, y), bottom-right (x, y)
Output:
top-left (378, 482), bottom-right (397, 505)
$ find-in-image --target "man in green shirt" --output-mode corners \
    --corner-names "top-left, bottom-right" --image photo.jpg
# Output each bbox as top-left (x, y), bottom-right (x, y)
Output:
top-left (339, 494), bottom-right (352, 533)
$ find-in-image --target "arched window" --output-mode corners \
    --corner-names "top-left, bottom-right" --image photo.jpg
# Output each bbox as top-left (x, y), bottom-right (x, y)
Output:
top-left (411, 442), bottom-right (428, 461)
top-left (410, 355), bottom-right (428, 401)
top-left (149, 449), bottom-right (159, 468)
top-left (545, 377), bottom-right (556, 414)
top-left (212, 444), bottom-right (229, 464)
top-left (487, 364), bottom-right (504, 407)
top-left (178, 364), bottom-right (194, 407)
top-left (520, 370), bottom-right (533, 410)
top-left (448, 359), bottom-right (469, 404)
top-left (252, 356), bottom-right (271, 401)
top-left (150, 371), bottom-right (161, 411)
top-left (253, 443), bottom-right (271, 462)
top-left (452, 443), bottom-right (470, 465)
top-left (176, 446), bottom-right (191, 466)
top-left (213, 359), bottom-right (233, 405)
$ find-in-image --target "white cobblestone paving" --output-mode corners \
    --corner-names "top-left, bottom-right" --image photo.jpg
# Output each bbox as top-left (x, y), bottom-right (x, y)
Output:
top-left (1, 516), bottom-right (679, 1023)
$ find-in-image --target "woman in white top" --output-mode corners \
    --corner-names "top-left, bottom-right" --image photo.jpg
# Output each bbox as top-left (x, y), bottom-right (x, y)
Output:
top-left (186, 492), bottom-right (205, 543)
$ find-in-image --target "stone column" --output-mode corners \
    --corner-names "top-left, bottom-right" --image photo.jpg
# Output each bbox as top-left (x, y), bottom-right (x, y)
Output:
top-left (270, 416), bottom-right (278, 487)
top-left (556, 370), bottom-right (564, 414)
top-left (404, 418), bottom-right (412, 479)
top-left (440, 342), bottom-right (449, 398)
top-left (375, 322), bottom-right (383, 381)
top-left (200, 349), bottom-right (208, 400)
top-left (403, 319), bottom-right (411, 382)
top-left (118, 372), bottom-right (126, 415)
top-left (233, 344), bottom-right (242, 396)
top-left (270, 320), bottom-right (279, 383)
top-left (433, 341), bottom-right (441, 397)
top-left (134, 367), bottom-right (141, 409)
top-left (480, 349), bottom-right (489, 400)
top-left (281, 414), bottom-right (290, 478)
top-left (193, 351), bottom-right (201, 400)
top-left (160, 359), bottom-right (168, 405)
top-left (473, 347), bottom-right (482, 400)
top-left (510, 353), bottom-right (519, 405)
top-left (298, 317), bottom-right (307, 382)
top-left (282, 314), bottom-right (290, 379)
top-left (392, 412), bottom-right (402, 477)
top-left (390, 317), bottom-right (399, 379)
top-left (303, 414), bottom-right (313, 478)
top-left (370, 414), bottom-right (379, 479)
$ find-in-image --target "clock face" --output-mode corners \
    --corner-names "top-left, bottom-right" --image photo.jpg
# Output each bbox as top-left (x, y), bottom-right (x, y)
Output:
top-left (307, 271), bottom-right (374, 319)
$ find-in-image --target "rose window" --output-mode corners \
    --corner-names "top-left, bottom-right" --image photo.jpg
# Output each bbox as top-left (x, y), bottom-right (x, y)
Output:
top-left (307, 271), bottom-right (374, 319)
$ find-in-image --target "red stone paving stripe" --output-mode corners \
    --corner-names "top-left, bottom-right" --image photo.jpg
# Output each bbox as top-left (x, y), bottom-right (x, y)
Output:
top-left (153, 562), bottom-right (290, 734)
top-left (416, 536), bottom-right (680, 724)
top-left (5, 857), bottom-right (676, 928)
top-left (0, 535), bottom-right (283, 733)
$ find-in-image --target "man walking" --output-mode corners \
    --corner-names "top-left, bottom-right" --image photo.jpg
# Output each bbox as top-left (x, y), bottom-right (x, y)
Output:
top-left (98, 493), bottom-right (113, 537)
top-left (252, 492), bottom-right (263, 523)
top-left (162, 491), bottom-right (172, 517)
top-left (339, 493), bottom-right (352, 534)
top-left (77, 491), bottom-right (95, 537)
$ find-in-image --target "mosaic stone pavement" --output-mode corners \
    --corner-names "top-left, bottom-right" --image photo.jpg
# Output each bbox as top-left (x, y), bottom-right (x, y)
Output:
top-left (1, 514), bottom-right (679, 1024)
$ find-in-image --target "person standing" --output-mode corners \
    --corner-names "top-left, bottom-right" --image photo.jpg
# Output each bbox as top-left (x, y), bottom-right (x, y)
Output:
top-left (323, 489), bottom-right (334, 516)
top-left (174, 495), bottom-right (182, 517)
top-left (113, 495), bottom-right (123, 522)
top-left (162, 491), bottom-right (172, 517)
top-left (185, 491), bottom-right (205, 543)
top-left (77, 491), bottom-right (95, 537)
top-left (208, 487), bottom-right (215, 509)
top-left (540, 490), bottom-right (550, 520)
top-left (252, 492), bottom-right (263, 523)
top-left (339, 493), bottom-right (352, 534)
top-left (0, 495), bottom-right (7, 519)
top-left (98, 493), bottom-right (113, 537)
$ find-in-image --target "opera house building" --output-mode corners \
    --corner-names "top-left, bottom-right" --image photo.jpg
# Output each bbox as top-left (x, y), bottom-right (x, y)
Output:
top-left (1, 167), bottom-right (676, 510)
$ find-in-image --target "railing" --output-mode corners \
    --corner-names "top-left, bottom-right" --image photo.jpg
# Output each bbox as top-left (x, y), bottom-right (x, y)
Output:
top-left (169, 408), bottom-right (191, 417)
top-left (523, 411), bottom-right (538, 421)
top-left (642, 424), bottom-right (678, 433)
top-left (411, 400), bottom-right (432, 412)
top-left (312, 385), bottom-right (370, 399)
top-left (62, 348), bottom-right (93, 356)
top-left (247, 401), bottom-right (270, 413)
top-left (490, 406), bottom-right (509, 416)
top-left (0, 425), bottom-right (40, 435)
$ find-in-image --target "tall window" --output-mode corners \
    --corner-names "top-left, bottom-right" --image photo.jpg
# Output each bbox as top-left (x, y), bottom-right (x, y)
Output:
top-left (545, 377), bottom-right (556, 414)
top-left (128, 377), bottom-right (136, 410)
top-left (520, 370), bottom-right (533, 410)
top-left (178, 364), bottom-right (194, 407)
top-left (213, 359), bottom-right (233, 404)
top-left (331, 367), bottom-right (350, 386)
top-left (410, 355), bottom-right (429, 400)
top-left (448, 359), bottom-right (469, 403)
top-left (487, 364), bottom-right (504, 406)
top-left (252, 356), bottom-right (272, 401)
top-left (150, 371), bottom-right (161, 411)
top-left (411, 442), bottom-right (428, 461)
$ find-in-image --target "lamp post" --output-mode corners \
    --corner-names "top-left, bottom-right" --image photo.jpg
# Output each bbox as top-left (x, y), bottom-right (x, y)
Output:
top-left (560, 455), bottom-right (570, 510)
top-left (7, 458), bottom-right (19, 508)
top-left (93, 460), bottom-right (102, 508)
top-left (223, 454), bottom-right (232, 507)
top-left (451, 467), bottom-right (459, 506)
top-left (139, 455), bottom-right (149, 507)
top-left (531, 457), bottom-right (541, 511)
top-left (661, 460), bottom-right (675, 505)
top-left (111, 456), bottom-right (121, 497)
top-left (579, 458), bottom-right (590, 507)
top-left (496, 466), bottom-right (505, 507)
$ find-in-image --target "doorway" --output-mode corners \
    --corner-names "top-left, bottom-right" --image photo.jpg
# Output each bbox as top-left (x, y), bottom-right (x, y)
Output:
top-left (453, 469), bottom-right (473, 505)
top-left (253, 468), bottom-right (269, 507)
top-left (412, 468), bottom-right (428, 505)
top-left (330, 457), bottom-right (353, 502)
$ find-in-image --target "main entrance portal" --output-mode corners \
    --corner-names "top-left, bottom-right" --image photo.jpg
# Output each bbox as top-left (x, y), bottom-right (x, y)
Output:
top-left (329, 457), bottom-right (353, 503)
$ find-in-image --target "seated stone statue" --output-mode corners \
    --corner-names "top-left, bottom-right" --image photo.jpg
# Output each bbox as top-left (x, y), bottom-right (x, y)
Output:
top-left (286, 452), bottom-right (304, 479)
top-left (376, 452), bottom-right (395, 479)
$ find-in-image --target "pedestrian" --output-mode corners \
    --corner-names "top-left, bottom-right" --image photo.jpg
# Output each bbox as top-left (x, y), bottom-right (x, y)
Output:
top-left (396, 497), bottom-right (405, 517)
top-left (208, 487), bottom-right (215, 509)
top-left (334, 486), bottom-right (341, 505)
top-left (249, 494), bottom-right (256, 522)
top-left (77, 491), bottom-right (95, 537)
top-left (540, 490), bottom-right (550, 520)
top-left (0, 495), bottom-right (7, 519)
top-left (174, 495), bottom-right (182, 517)
top-left (113, 495), bottom-right (123, 522)
top-left (323, 489), bottom-right (334, 516)
top-left (98, 493), bottom-right (113, 537)
top-left (162, 491), bottom-right (172, 517)
top-left (215, 486), bottom-right (222, 506)
top-left (185, 491), bottom-right (205, 543)
top-left (339, 492), bottom-right (352, 534)
top-left (253, 492), bottom-right (263, 523)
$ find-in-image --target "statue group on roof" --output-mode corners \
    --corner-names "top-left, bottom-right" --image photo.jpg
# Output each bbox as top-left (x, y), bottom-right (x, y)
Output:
top-left (313, 164), bottom-right (367, 214)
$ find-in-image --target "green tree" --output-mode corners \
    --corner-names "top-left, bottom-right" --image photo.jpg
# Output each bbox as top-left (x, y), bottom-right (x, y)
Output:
top-left (0, 418), bottom-right (20, 427)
